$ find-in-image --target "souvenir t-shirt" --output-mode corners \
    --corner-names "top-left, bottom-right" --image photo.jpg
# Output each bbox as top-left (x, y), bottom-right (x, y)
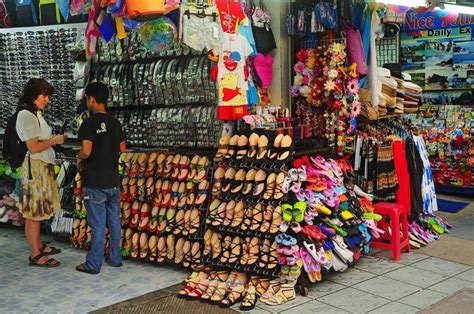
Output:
top-left (215, 0), bottom-right (246, 33)
top-left (211, 32), bottom-right (253, 120)
top-left (78, 112), bottom-right (124, 189)
top-left (16, 110), bottom-right (56, 165)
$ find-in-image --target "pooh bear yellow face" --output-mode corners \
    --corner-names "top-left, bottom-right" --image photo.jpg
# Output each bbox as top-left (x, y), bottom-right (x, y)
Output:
top-left (218, 73), bottom-right (247, 105)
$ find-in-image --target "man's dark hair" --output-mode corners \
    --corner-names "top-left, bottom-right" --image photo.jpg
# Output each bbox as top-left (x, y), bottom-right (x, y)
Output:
top-left (85, 82), bottom-right (109, 105)
top-left (19, 78), bottom-right (54, 105)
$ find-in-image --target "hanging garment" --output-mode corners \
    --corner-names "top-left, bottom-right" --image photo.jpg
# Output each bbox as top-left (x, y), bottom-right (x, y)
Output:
top-left (374, 144), bottom-right (398, 202)
top-left (405, 137), bottom-right (424, 219)
top-left (413, 135), bottom-right (438, 214)
top-left (392, 140), bottom-right (411, 215)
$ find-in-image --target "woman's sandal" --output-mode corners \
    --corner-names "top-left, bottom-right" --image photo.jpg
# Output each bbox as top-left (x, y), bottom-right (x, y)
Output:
top-left (211, 232), bottom-right (222, 260)
top-left (267, 133), bottom-right (284, 160)
top-left (276, 135), bottom-right (293, 163)
top-left (130, 232), bottom-right (140, 259)
top-left (224, 134), bottom-right (240, 160)
top-left (156, 236), bottom-right (167, 265)
top-left (220, 236), bottom-right (232, 264)
top-left (246, 237), bottom-right (260, 266)
top-left (166, 234), bottom-right (176, 262)
top-left (221, 167), bottom-right (237, 193)
top-left (211, 201), bottom-right (227, 227)
top-left (138, 203), bottom-right (151, 231)
top-left (164, 208), bottom-right (176, 233)
top-left (234, 135), bottom-right (249, 161)
top-left (263, 283), bottom-right (296, 305)
top-left (212, 166), bottom-right (225, 196)
top-left (149, 235), bottom-right (158, 262)
top-left (201, 278), bottom-right (219, 303)
top-left (223, 200), bottom-right (236, 227)
top-left (260, 205), bottom-right (274, 233)
top-left (173, 210), bottom-right (186, 235)
top-left (215, 135), bottom-right (231, 161)
top-left (227, 236), bottom-right (242, 265)
top-left (177, 155), bottom-right (191, 182)
top-left (241, 206), bottom-right (253, 231)
top-left (203, 229), bottom-right (213, 256)
top-left (220, 284), bottom-right (245, 308)
top-left (139, 232), bottom-right (150, 261)
top-left (207, 199), bottom-right (221, 224)
top-left (263, 172), bottom-right (276, 200)
top-left (273, 172), bottom-right (286, 200)
top-left (246, 133), bottom-right (260, 160)
top-left (230, 200), bottom-right (245, 228)
top-left (210, 281), bottom-right (229, 305)
top-left (240, 285), bottom-right (257, 311)
top-left (121, 228), bottom-right (133, 257)
top-left (256, 135), bottom-right (269, 161)
top-left (242, 169), bottom-right (256, 195)
top-left (187, 276), bottom-right (210, 300)
top-left (250, 203), bottom-right (264, 231)
top-left (195, 156), bottom-right (210, 182)
top-left (183, 210), bottom-right (192, 236)
top-left (194, 180), bottom-right (210, 206)
top-left (188, 209), bottom-right (200, 235)
top-left (259, 239), bottom-right (271, 269)
top-left (156, 207), bottom-right (168, 235)
top-left (267, 241), bottom-right (279, 270)
top-left (182, 240), bottom-right (193, 268)
top-left (29, 252), bottom-right (60, 268)
top-left (174, 237), bottom-right (185, 265)
top-left (252, 170), bottom-right (267, 198)
top-left (230, 169), bottom-right (246, 194)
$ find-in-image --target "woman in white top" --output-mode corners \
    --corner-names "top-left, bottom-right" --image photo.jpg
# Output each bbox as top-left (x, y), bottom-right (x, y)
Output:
top-left (16, 78), bottom-right (66, 268)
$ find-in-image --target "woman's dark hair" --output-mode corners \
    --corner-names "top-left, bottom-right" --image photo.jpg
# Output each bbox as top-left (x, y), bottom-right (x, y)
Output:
top-left (85, 82), bottom-right (109, 105)
top-left (19, 78), bottom-right (54, 105)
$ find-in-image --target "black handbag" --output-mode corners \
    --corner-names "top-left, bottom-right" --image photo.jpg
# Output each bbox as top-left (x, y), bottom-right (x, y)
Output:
top-left (252, 22), bottom-right (276, 54)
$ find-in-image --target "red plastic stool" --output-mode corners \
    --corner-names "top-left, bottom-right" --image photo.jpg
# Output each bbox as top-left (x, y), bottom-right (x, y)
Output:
top-left (370, 202), bottom-right (411, 261)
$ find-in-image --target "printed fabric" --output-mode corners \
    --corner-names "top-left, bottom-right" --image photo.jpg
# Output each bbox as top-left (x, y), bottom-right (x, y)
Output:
top-left (413, 135), bottom-right (438, 214)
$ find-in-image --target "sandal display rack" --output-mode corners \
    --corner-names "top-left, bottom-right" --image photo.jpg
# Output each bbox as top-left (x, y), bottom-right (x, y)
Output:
top-left (202, 129), bottom-right (296, 278)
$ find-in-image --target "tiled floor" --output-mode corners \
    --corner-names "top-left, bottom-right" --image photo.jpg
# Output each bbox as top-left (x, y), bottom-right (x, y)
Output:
top-left (2, 227), bottom-right (474, 314)
top-left (234, 248), bottom-right (474, 313)
top-left (0, 228), bottom-right (188, 313)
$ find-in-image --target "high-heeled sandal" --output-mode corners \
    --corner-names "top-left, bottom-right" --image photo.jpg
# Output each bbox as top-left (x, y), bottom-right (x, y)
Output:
top-left (230, 200), bottom-right (245, 228)
top-left (223, 200), bottom-right (236, 227)
top-left (252, 170), bottom-right (267, 198)
top-left (246, 133), bottom-right (260, 160)
top-left (215, 135), bottom-right (231, 162)
top-left (230, 169), bottom-right (246, 194)
top-left (234, 135), bottom-right (249, 161)
top-left (242, 169), bottom-right (256, 195)
top-left (226, 237), bottom-right (242, 265)
top-left (130, 232), bottom-right (140, 259)
top-left (148, 235), bottom-right (158, 262)
top-left (224, 134), bottom-right (240, 160)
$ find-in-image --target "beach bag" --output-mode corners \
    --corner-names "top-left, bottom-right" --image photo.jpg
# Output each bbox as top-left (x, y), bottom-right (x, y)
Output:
top-left (342, 18), bottom-right (368, 77)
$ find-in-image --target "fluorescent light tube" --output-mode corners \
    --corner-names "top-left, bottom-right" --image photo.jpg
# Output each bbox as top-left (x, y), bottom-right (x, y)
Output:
top-left (443, 3), bottom-right (474, 15)
top-left (376, 0), bottom-right (427, 7)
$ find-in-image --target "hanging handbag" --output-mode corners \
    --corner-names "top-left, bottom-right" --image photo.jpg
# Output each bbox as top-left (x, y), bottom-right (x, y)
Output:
top-left (126, 0), bottom-right (165, 21)
top-left (250, 0), bottom-right (276, 54)
top-left (341, 18), bottom-right (368, 77)
top-left (0, 0), bottom-right (13, 27)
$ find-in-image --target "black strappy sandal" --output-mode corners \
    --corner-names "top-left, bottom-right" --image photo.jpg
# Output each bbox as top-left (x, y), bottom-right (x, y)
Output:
top-left (40, 242), bottom-right (62, 255)
top-left (76, 263), bottom-right (99, 274)
top-left (29, 252), bottom-right (60, 268)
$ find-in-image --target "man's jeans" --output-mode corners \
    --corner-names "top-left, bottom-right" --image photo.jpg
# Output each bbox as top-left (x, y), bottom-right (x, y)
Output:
top-left (83, 187), bottom-right (122, 273)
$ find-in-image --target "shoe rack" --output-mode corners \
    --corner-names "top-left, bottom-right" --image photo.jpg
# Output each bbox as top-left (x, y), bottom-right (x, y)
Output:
top-left (71, 150), bottom-right (214, 269)
top-left (202, 130), bottom-right (295, 277)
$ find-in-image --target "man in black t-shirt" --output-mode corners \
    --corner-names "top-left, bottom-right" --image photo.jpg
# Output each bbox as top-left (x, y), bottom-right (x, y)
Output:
top-left (76, 82), bottom-right (126, 274)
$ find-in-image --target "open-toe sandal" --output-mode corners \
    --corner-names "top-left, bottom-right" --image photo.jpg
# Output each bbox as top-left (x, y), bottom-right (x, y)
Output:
top-left (263, 172), bottom-right (276, 200)
top-left (242, 169), bottom-right (256, 195)
top-left (252, 170), bottom-right (267, 198)
top-left (224, 134), bottom-right (240, 160)
top-left (234, 135), bottom-right (249, 161)
top-left (230, 169), bottom-right (246, 194)
top-left (246, 133), bottom-right (260, 160)
top-left (215, 135), bottom-right (231, 161)
top-left (240, 285), bottom-right (257, 311)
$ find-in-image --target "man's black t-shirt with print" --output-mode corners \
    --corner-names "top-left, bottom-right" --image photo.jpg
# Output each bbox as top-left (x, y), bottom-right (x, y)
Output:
top-left (78, 113), bottom-right (124, 189)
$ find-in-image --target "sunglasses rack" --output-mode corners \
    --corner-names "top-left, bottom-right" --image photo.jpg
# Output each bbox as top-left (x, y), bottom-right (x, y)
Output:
top-left (0, 25), bottom-right (83, 135)
top-left (201, 128), bottom-right (298, 278)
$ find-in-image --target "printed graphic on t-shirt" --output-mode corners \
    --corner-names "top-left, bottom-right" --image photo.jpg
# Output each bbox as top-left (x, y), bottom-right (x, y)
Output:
top-left (96, 122), bottom-right (107, 134)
